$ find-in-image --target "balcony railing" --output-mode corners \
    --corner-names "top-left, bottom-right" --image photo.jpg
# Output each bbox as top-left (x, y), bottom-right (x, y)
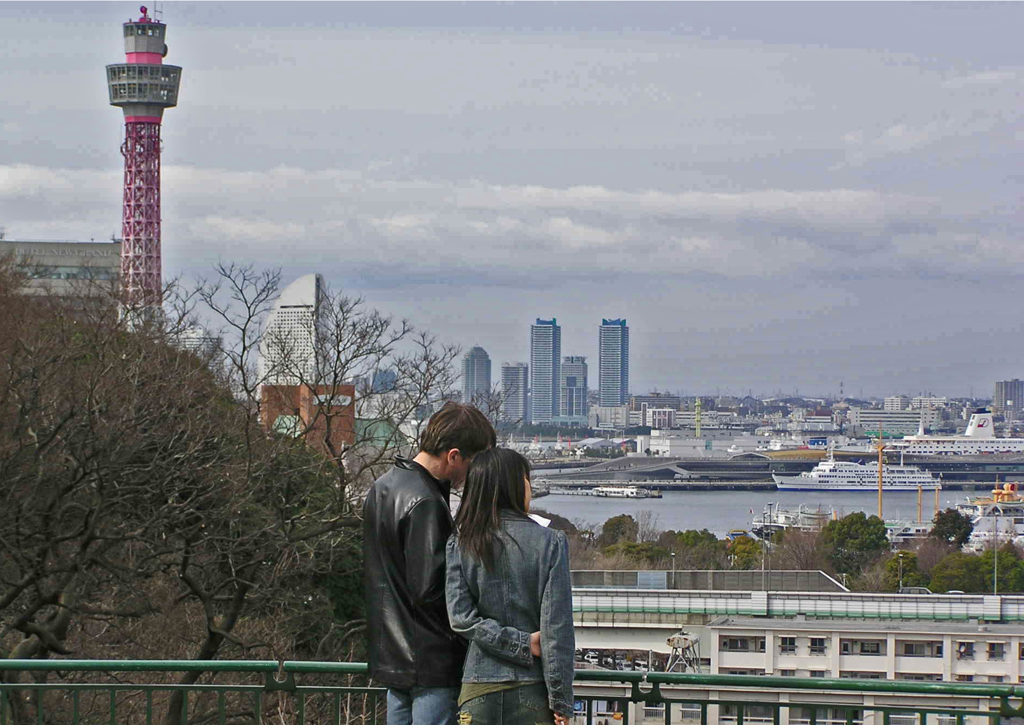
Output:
top-left (0, 661), bottom-right (1022, 725)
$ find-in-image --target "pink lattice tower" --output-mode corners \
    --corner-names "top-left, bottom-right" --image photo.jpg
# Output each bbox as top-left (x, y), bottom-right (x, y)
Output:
top-left (106, 6), bottom-right (182, 307)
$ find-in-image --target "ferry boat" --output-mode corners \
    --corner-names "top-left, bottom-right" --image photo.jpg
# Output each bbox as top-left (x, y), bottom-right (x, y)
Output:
top-left (550, 485), bottom-right (662, 499)
top-left (592, 485), bottom-right (661, 499)
top-left (888, 410), bottom-right (1024, 456)
top-left (773, 454), bottom-right (940, 491)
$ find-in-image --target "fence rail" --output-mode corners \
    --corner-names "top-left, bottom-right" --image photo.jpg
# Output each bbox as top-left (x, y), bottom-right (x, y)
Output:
top-left (0, 661), bottom-right (1022, 725)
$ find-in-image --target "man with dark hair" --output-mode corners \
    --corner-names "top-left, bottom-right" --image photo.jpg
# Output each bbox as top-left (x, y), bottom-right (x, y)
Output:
top-left (363, 402), bottom-right (496, 725)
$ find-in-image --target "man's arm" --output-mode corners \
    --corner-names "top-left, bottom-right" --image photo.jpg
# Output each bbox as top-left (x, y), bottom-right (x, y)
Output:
top-left (403, 498), bottom-right (452, 618)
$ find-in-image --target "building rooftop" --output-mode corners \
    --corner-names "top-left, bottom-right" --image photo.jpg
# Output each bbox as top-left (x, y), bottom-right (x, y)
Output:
top-left (710, 616), bottom-right (1024, 636)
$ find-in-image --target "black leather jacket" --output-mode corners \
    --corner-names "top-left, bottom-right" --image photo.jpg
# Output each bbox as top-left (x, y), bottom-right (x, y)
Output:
top-left (363, 457), bottom-right (467, 689)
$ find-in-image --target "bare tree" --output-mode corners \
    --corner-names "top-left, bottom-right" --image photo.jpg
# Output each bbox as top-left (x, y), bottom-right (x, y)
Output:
top-left (772, 529), bottom-right (827, 571)
top-left (636, 510), bottom-right (662, 543)
top-left (0, 261), bottom-right (462, 725)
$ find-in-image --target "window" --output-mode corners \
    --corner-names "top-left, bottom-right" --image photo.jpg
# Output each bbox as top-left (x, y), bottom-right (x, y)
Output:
top-left (810, 670), bottom-right (828, 678)
top-left (810, 638), bottom-right (827, 655)
top-left (780, 637), bottom-right (796, 654)
top-left (756, 638), bottom-right (766, 653)
top-left (988, 675), bottom-right (1005, 683)
top-left (841, 641), bottom-right (851, 655)
top-left (901, 642), bottom-right (941, 658)
top-left (778, 670), bottom-right (796, 677)
top-left (954, 675), bottom-right (974, 682)
top-left (860, 641), bottom-right (881, 655)
top-left (956, 642), bottom-right (974, 660)
top-left (722, 638), bottom-right (750, 652)
top-left (988, 643), bottom-right (1006, 661)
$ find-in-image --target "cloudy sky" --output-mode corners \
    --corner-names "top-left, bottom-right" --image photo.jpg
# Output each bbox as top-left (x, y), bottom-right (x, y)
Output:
top-left (1, 2), bottom-right (1021, 398)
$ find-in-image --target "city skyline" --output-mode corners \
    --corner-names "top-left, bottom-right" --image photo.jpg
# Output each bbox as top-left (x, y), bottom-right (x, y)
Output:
top-left (2, 3), bottom-right (1022, 397)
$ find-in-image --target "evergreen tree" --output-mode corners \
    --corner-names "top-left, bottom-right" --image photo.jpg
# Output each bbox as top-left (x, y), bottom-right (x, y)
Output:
top-left (929, 508), bottom-right (974, 547)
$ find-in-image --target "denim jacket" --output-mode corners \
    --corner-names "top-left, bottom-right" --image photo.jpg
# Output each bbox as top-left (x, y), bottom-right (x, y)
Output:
top-left (446, 512), bottom-right (575, 716)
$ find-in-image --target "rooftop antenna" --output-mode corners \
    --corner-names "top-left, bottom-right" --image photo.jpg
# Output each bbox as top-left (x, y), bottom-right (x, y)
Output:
top-left (153, 1), bottom-right (163, 21)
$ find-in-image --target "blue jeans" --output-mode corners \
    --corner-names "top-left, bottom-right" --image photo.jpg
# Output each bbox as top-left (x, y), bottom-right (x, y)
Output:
top-left (387, 686), bottom-right (459, 725)
top-left (457, 683), bottom-right (555, 725)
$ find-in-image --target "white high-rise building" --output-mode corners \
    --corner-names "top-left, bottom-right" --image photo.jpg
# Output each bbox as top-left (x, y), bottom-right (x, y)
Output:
top-left (259, 273), bottom-right (323, 385)
top-left (501, 363), bottom-right (529, 424)
top-left (598, 318), bottom-right (629, 407)
top-left (461, 346), bottom-right (492, 407)
top-left (529, 318), bottom-right (561, 424)
top-left (884, 395), bottom-right (911, 411)
top-left (176, 325), bottom-right (223, 359)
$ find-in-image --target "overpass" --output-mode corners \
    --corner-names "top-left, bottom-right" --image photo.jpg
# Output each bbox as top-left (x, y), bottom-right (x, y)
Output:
top-left (538, 453), bottom-right (1024, 485)
top-left (570, 586), bottom-right (1024, 652)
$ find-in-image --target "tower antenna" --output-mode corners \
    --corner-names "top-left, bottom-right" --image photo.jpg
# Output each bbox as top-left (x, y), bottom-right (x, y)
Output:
top-left (106, 3), bottom-right (182, 308)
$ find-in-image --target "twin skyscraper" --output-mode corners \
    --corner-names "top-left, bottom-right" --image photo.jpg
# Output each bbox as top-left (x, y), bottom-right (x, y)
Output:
top-left (476, 318), bottom-right (629, 425)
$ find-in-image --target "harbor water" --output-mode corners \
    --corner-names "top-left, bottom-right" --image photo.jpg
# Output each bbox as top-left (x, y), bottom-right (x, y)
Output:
top-left (532, 489), bottom-right (971, 536)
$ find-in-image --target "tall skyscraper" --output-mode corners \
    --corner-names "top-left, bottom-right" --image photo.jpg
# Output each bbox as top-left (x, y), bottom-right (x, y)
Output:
top-left (501, 362), bottom-right (529, 424)
top-left (462, 346), bottom-right (492, 406)
top-left (259, 274), bottom-right (323, 385)
top-left (599, 318), bottom-right (629, 407)
top-left (529, 318), bottom-right (561, 424)
top-left (559, 356), bottom-right (588, 422)
top-left (994, 379), bottom-right (1024, 422)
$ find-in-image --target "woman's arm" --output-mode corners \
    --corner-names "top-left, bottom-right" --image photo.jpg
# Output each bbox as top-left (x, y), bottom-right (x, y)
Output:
top-left (539, 531), bottom-right (576, 717)
top-left (445, 537), bottom-right (535, 668)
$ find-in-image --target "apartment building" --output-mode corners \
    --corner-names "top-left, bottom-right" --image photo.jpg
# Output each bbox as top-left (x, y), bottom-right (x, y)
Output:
top-left (710, 617), bottom-right (1023, 684)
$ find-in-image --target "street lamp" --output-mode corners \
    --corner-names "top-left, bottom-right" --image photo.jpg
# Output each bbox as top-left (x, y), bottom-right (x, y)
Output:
top-left (898, 552), bottom-right (904, 591)
top-left (670, 552), bottom-right (676, 589)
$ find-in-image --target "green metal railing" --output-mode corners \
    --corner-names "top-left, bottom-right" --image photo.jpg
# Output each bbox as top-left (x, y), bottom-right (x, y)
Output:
top-left (0, 661), bottom-right (1021, 725)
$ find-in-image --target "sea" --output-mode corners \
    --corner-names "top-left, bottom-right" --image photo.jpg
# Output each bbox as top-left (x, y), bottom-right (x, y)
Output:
top-left (532, 489), bottom-right (971, 536)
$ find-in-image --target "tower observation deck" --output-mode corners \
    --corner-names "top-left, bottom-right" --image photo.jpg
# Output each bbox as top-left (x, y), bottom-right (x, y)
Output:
top-left (106, 5), bottom-right (182, 306)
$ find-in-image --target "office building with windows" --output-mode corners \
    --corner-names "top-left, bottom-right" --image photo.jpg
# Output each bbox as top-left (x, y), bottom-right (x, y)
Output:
top-left (994, 380), bottom-right (1024, 422)
top-left (259, 273), bottom-right (323, 385)
top-left (461, 346), bottom-right (492, 407)
top-left (501, 363), bottom-right (529, 425)
top-left (599, 318), bottom-right (629, 407)
top-left (558, 356), bottom-right (588, 425)
top-left (2, 239), bottom-right (121, 296)
top-left (530, 318), bottom-right (561, 424)
top-left (711, 616), bottom-right (1023, 684)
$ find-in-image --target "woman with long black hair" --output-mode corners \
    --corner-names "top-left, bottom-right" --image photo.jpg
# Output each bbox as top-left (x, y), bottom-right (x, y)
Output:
top-left (446, 448), bottom-right (574, 725)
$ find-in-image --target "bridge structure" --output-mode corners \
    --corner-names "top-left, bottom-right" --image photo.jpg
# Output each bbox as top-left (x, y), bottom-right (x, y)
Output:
top-left (571, 586), bottom-right (1024, 652)
top-left (537, 454), bottom-right (1024, 485)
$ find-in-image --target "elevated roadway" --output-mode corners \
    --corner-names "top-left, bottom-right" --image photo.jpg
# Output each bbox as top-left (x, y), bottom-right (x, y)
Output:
top-left (570, 587), bottom-right (1024, 651)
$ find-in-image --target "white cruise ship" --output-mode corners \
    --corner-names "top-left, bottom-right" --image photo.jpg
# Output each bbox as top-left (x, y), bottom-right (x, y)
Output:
top-left (888, 410), bottom-right (1024, 456)
top-left (773, 455), bottom-right (940, 491)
